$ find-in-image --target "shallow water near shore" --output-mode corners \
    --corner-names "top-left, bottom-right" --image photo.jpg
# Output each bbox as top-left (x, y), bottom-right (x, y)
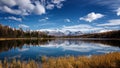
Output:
top-left (0, 39), bottom-right (120, 61)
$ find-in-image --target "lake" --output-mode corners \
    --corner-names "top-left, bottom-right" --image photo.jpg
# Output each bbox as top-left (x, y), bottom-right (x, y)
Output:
top-left (0, 39), bottom-right (120, 61)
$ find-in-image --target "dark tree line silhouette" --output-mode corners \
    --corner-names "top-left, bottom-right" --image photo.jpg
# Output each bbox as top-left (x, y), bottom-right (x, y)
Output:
top-left (79, 30), bottom-right (120, 38)
top-left (0, 39), bottom-right (52, 53)
top-left (0, 24), bottom-right (53, 38)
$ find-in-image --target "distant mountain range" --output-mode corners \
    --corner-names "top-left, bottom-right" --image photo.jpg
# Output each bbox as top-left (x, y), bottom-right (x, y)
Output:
top-left (41, 30), bottom-right (83, 36)
top-left (39, 29), bottom-right (120, 38)
top-left (39, 29), bottom-right (114, 36)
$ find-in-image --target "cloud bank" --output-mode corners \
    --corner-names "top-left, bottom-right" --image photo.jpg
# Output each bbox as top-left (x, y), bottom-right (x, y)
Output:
top-left (98, 19), bottom-right (120, 26)
top-left (0, 0), bottom-right (65, 15)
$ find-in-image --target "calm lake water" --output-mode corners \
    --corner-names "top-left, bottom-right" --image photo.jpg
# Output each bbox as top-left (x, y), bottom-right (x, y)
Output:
top-left (0, 39), bottom-right (120, 61)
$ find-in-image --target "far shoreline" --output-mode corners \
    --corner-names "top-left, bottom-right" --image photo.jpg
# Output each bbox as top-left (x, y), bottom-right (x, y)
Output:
top-left (0, 38), bottom-right (120, 41)
top-left (0, 38), bottom-right (55, 41)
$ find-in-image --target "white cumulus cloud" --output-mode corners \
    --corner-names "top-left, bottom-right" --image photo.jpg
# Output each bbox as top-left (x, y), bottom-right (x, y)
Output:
top-left (1, 6), bottom-right (22, 15)
top-left (116, 8), bottom-right (120, 16)
top-left (18, 24), bottom-right (29, 28)
top-left (0, 0), bottom-right (65, 15)
top-left (80, 12), bottom-right (104, 22)
top-left (65, 19), bottom-right (71, 22)
top-left (52, 0), bottom-right (65, 4)
top-left (33, 3), bottom-right (45, 15)
top-left (0, 0), bottom-right (16, 7)
top-left (5, 16), bottom-right (22, 22)
top-left (39, 17), bottom-right (49, 22)
top-left (46, 4), bottom-right (55, 10)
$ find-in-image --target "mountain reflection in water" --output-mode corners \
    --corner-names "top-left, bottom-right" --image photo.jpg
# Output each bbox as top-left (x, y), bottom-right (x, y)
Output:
top-left (0, 39), bottom-right (120, 61)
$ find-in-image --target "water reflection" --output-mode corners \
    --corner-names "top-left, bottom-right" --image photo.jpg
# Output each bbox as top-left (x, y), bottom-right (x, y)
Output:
top-left (0, 39), bottom-right (120, 61)
top-left (0, 39), bottom-right (50, 52)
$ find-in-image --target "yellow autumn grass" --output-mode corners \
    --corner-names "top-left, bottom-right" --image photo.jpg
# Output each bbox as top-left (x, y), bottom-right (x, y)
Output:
top-left (0, 52), bottom-right (120, 68)
top-left (42, 52), bottom-right (120, 68)
top-left (0, 60), bottom-right (39, 68)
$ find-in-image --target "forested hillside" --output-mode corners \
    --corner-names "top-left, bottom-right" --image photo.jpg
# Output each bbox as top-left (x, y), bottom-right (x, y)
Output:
top-left (79, 30), bottom-right (120, 38)
top-left (0, 24), bottom-right (52, 38)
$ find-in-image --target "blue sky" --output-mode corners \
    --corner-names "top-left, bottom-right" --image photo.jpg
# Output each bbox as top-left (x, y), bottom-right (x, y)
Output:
top-left (0, 0), bottom-right (120, 32)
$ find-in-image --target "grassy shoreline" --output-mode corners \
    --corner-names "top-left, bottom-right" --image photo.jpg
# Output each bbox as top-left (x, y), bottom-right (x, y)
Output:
top-left (42, 52), bottom-right (120, 68)
top-left (0, 52), bottom-right (120, 68)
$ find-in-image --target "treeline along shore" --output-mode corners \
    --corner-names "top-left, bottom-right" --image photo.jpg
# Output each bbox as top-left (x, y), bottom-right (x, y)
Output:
top-left (0, 24), bottom-right (54, 39)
